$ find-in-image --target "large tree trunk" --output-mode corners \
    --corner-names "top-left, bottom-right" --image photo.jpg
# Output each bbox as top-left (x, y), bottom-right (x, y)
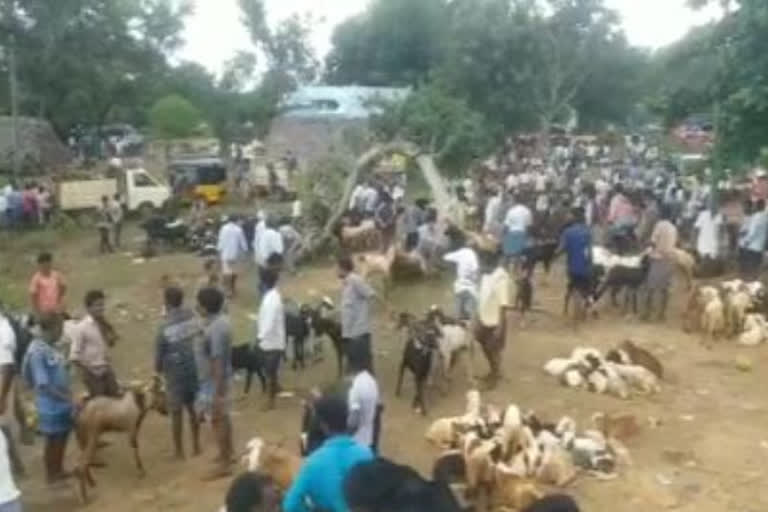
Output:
top-left (296, 141), bottom-right (448, 261)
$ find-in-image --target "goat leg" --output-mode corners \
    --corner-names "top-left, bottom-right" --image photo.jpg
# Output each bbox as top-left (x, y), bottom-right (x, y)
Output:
top-left (415, 377), bottom-right (428, 416)
top-left (396, 361), bottom-right (406, 397)
top-left (133, 412), bottom-right (148, 478)
top-left (243, 369), bottom-right (253, 395)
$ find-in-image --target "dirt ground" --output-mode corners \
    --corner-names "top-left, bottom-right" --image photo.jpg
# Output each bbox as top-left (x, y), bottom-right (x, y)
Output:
top-left (4, 225), bottom-right (768, 512)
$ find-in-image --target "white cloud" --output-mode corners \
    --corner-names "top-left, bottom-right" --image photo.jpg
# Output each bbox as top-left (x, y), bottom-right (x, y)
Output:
top-left (179, 0), bottom-right (722, 75)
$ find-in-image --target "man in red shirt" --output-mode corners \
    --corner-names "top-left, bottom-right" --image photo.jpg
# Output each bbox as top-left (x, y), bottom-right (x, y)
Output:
top-left (28, 252), bottom-right (67, 316)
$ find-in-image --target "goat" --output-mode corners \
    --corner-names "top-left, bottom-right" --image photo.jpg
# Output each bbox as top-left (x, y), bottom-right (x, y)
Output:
top-left (241, 437), bottom-right (302, 491)
top-left (356, 244), bottom-right (397, 285)
top-left (594, 253), bottom-right (651, 315)
top-left (724, 289), bottom-right (752, 337)
top-left (75, 377), bottom-right (167, 503)
top-left (426, 307), bottom-right (474, 386)
top-left (395, 313), bottom-right (437, 415)
top-left (231, 344), bottom-right (266, 395)
top-left (302, 298), bottom-right (346, 378)
top-left (284, 301), bottom-right (311, 370)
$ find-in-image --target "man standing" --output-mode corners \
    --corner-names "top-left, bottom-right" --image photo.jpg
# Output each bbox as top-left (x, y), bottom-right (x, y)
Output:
top-left (155, 287), bottom-right (201, 460)
top-left (217, 215), bottom-right (248, 298)
top-left (197, 287), bottom-right (233, 479)
top-left (476, 251), bottom-right (512, 386)
top-left (502, 194), bottom-right (533, 268)
top-left (283, 395), bottom-right (373, 512)
top-left (70, 290), bottom-right (119, 397)
top-left (443, 231), bottom-right (479, 321)
top-left (693, 203), bottom-right (723, 263)
top-left (0, 430), bottom-right (21, 512)
top-left (279, 218), bottom-right (304, 275)
top-left (109, 194), bottom-right (124, 249)
top-left (255, 269), bottom-right (285, 410)
top-left (29, 252), bottom-right (67, 316)
top-left (739, 199), bottom-right (768, 280)
top-left (559, 207), bottom-right (593, 318)
top-left (97, 195), bottom-right (114, 254)
top-left (644, 206), bottom-right (679, 321)
top-left (254, 216), bottom-right (284, 294)
top-left (0, 311), bottom-right (25, 478)
top-left (337, 255), bottom-right (376, 374)
top-left (346, 343), bottom-right (380, 453)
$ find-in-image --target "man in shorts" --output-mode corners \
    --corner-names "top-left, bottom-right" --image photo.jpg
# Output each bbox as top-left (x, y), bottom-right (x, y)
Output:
top-left (70, 290), bottom-right (120, 397)
top-left (197, 287), bottom-right (234, 480)
top-left (155, 286), bottom-right (201, 459)
top-left (559, 207), bottom-right (593, 317)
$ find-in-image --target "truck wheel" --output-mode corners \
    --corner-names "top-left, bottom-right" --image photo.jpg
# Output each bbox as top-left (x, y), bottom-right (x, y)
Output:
top-left (138, 202), bottom-right (155, 219)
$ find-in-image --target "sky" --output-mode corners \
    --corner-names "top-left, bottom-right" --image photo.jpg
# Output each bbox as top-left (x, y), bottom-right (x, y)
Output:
top-left (180, 0), bottom-right (723, 76)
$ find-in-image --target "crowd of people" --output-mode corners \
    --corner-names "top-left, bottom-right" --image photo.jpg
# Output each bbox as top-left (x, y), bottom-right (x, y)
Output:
top-left (0, 182), bottom-right (54, 229)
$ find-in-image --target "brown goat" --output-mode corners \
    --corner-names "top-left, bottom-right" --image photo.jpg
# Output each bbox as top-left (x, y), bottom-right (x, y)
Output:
top-left (75, 377), bottom-right (167, 503)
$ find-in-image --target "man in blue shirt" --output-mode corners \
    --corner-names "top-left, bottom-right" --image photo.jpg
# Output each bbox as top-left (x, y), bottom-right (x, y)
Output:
top-left (739, 199), bottom-right (768, 280)
top-left (283, 395), bottom-right (373, 512)
top-left (559, 207), bottom-right (593, 316)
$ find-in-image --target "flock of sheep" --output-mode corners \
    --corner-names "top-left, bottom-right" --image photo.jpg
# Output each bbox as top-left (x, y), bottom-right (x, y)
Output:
top-left (683, 279), bottom-right (768, 347)
top-left (424, 391), bottom-right (636, 511)
top-left (542, 340), bottom-right (663, 399)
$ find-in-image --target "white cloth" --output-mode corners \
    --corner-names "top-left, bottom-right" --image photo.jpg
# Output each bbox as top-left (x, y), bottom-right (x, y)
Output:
top-left (291, 200), bottom-right (302, 218)
top-left (695, 210), bottom-right (722, 258)
top-left (0, 316), bottom-right (15, 428)
top-left (217, 222), bottom-right (247, 263)
top-left (392, 184), bottom-right (405, 202)
top-left (484, 195), bottom-right (501, 232)
top-left (363, 186), bottom-right (378, 212)
top-left (535, 195), bottom-right (549, 213)
top-left (255, 228), bottom-right (284, 267)
top-left (443, 247), bottom-right (479, 295)
top-left (349, 185), bottom-right (366, 210)
top-left (257, 288), bottom-right (286, 351)
top-left (0, 194), bottom-right (6, 214)
top-left (505, 174), bottom-right (519, 191)
top-left (0, 430), bottom-right (19, 505)
top-left (504, 204), bottom-right (532, 232)
top-left (348, 370), bottom-right (379, 446)
top-left (535, 173), bottom-right (547, 192)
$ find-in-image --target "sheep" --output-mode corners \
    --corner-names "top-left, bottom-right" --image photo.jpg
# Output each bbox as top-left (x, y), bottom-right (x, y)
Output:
top-left (614, 340), bottom-right (663, 379)
top-left (543, 358), bottom-right (574, 377)
top-left (489, 468), bottom-right (543, 511)
top-left (599, 364), bottom-right (630, 399)
top-left (335, 218), bottom-right (382, 251)
top-left (535, 443), bottom-right (579, 487)
top-left (426, 418), bottom-right (464, 450)
top-left (561, 366), bottom-right (586, 388)
top-left (241, 437), bottom-right (302, 490)
top-left (724, 289), bottom-right (752, 337)
top-left (609, 363), bottom-right (661, 395)
top-left (672, 248), bottom-right (696, 290)
top-left (701, 294), bottom-right (726, 347)
top-left (395, 313), bottom-right (437, 414)
top-left (502, 404), bottom-right (523, 431)
top-left (74, 377), bottom-right (168, 503)
top-left (738, 313), bottom-right (767, 346)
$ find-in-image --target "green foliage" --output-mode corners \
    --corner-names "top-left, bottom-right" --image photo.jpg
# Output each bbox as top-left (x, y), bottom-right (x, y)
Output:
top-left (149, 95), bottom-right (205, 139)
top-left (325, 0), bottom-right (448, 86)
top-left (371, 86), bottom-right (494, 175)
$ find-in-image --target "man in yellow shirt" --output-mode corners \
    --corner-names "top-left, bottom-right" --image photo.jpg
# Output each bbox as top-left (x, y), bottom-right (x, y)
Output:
top-left (474, 251), bottom-right (513, 387)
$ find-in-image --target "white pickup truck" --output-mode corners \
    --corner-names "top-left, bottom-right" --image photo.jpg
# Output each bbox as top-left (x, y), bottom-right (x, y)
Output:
top-left (58, 167), bottom-right (170, 215)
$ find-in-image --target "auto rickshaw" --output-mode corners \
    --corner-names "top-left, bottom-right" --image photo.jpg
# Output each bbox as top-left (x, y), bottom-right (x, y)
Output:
top-left (168, 157), bottom-right (228, 204)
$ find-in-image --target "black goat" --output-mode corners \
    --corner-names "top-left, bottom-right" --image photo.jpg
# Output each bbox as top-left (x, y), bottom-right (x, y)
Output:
top-left (395, 313), bottom-right (437, 415)
top-left (594, 254), bottom-right (651, 315)
top-left (231, 344), bottom-right (266, 395)
top-left (302, 298), bottom-right (347, 378)
top-left (284, 301), bottom-right (310, 370)
top-left (523, 241), bottom-right (559, 277)
top-left (345, 458), bottom-right (462, 512)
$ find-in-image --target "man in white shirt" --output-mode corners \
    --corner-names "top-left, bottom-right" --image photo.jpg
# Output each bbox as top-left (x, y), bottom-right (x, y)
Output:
top-left (346, 343), bottom-right (380, 452)
top-left (476, 251), bottom-right (512, 386)
top-left (0, 312), bottom-right (24, 479)
top-left (502, 194), bottom-right (533, 267)
top-left (483, 187), bottom-right (502, 236)
top-left (255, 216), bottom-right (284, 296)
top-left (217, 215), bottom-right (248, 297)
top-left (0, 429), bottom-right (20, 512)
top-left (256, 269), bottom-right (286, 410)
top-left (694, 204), bottom-right (723, 261)
top-left (443, 232), bottom-right (479, 321)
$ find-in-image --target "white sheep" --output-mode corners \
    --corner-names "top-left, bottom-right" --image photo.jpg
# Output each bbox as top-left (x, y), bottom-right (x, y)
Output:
top-left (701, 295), bottom-right (726, 345)
top-left (561, 367), bottom-right (585, 388)
top-left (738, 314), bottom-right (767, 346)
top-left (610, 363), bottom-right (661, 395)
top-left (543, 358), bottom-right (574, 377)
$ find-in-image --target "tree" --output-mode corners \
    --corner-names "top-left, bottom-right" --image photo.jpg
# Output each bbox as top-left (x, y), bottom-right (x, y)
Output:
top-left (324, 0), bottom-right (448, 86)
top-left (371, 86), bottom-right (494, 175)
top-left (149, 95), bottom-right (205, 140)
